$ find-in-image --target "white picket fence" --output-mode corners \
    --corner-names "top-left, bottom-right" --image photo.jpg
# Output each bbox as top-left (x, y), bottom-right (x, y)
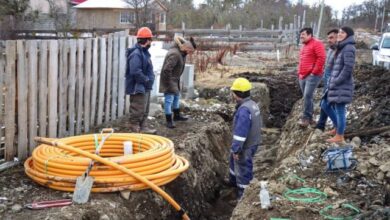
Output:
top-left (0, 32), bottom-right (137, 161)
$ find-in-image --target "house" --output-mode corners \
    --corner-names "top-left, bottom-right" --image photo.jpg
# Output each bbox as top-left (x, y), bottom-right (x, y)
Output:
top-left (74, 0), bottom-right (167, 31)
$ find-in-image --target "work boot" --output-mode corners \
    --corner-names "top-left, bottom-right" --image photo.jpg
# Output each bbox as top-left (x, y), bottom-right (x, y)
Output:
top-left (140, 127), bottom-right (157, 135)
top-left (298, 118), bottom-right (309, 128)
top-left (173, 109), bottom-right (189, 121)
top-left (327, 134), bottom-right (345, 144)
top-left (129, 124), bottom-right (140, 133)
top-left (165, 114), bottom-right (176, 129)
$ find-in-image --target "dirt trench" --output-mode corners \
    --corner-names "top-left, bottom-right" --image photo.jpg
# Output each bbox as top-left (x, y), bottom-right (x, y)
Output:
top-left (231, 63), bottom-right (390, 220)
top-left (0, 114), bottom-right (236, 220)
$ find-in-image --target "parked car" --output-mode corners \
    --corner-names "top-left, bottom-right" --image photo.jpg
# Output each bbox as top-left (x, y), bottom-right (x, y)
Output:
top-left (371, 32), bottom-right (390, 69)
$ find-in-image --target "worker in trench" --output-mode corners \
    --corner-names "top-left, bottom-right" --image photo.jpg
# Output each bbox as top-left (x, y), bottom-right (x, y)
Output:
top-left (125, 27), bottom-right (157, 134)
top-left (159, 36), bottom-right (196, 128)
top-left (228, 78), bottom-right (262, 199)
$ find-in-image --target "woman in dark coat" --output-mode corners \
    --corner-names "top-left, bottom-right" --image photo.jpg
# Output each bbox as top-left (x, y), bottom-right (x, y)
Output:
top-left (323, 26), bottom-right (356, 143)
top-left (159, 36), bottom-right (195, 128)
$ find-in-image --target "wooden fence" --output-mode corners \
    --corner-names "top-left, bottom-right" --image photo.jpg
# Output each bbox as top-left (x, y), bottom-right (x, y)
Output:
top-left (0, 32), bottom-right (136, 162)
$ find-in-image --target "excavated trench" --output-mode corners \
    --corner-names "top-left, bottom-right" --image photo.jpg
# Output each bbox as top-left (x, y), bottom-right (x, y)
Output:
top-left (0, 70), bottom-right (301, 220)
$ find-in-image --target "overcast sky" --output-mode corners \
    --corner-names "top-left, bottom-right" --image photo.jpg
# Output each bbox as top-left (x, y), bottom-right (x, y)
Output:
top-left (193, 0), bottom-right (367, 13)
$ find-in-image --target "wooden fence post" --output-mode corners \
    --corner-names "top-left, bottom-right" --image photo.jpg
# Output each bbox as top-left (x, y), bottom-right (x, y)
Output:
top-left (105, 35), bottom-right (113, 123)
top-left (97, 38), bottom-right (107, 125)
top-left (118, 37), bottom-right (126, 117)
top-left (76, 39), bottom-right (84, 134)
top-left (38, 41), bottom-right (48, 137)
top-left (90, 38), bottom-right (98, 126)
top-left (111, 35), bottom-right (119, 120)
top-left (84, 39), bottom-right (92, 133)
top-left (68, 40), bottom-right (77, 136)
top-left (27, 40), bottom-right (38, 154)
top-left (17, 40), bottom-right (28, 159)
top-left (48, 40), bottom-right (59, 138)
top-left (4, 41), bottom-right (16, 161)
top-left (58, 40), bottom-right (69, 137)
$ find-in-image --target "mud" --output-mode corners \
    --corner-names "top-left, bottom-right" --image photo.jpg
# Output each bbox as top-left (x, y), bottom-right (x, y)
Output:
top-left (231, 63), bottom-right (390, 220)
top-left (0, 113), bottom-right (235, 220)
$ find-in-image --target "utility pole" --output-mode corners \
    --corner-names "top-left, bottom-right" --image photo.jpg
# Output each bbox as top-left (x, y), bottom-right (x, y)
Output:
top-left (381, 0), bottom-right (387, 33)
top-left (375, 0), bottom-right (380, 32)
top-left (316, 0), bottom-right (325, 37)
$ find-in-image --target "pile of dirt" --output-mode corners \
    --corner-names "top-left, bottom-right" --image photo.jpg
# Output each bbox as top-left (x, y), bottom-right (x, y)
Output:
top-left (231, 63), bottom-right (390, 219)
top-left (0, 111), bottom-right (234, 220)
top-left (234, 70), bottom-right (301, 128)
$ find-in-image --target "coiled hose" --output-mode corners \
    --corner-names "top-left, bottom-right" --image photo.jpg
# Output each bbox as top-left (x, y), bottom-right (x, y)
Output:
top-left (24, 132), bottom-right (190, 219)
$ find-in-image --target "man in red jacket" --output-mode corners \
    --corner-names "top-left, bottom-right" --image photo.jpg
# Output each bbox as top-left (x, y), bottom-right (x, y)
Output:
top-left (297, 27), bottom-right (326, 127)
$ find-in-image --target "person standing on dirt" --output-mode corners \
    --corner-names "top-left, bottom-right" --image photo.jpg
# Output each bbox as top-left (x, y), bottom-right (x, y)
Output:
top-left (228, 78), bottom-right (262, 199)
top-left (125, 27), bottom-right (156, 134)
top-left (297, 27), bottom-right (326, 128)
top-left (159, 36), bottom-right (196, 128)
top-left (323, 26), bottom-right (356, 143)
top-left (315, 29), bottom-right (339, 132)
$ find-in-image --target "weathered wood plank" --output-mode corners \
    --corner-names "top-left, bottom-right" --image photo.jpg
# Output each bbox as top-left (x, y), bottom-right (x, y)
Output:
top-left (84, 39), bottom-right (92, 133)
top-left (111, 36), bottom-right (118, 120)
top-left (105, 36), bottom-right (113, 123)
top-left (125, 36), bottom-right (135, 115)
top-left (17, 40), bottom-right (28, 159)
top-left (48, 40), bottom-right (59, 138)
top-left (4, 41), bottom-right (16, 161)
top-left (76, 39), bottom-right (84, 134)
top-left (118, 37), bottom-right (127, 117)
top-left (27, 40), bottom-right (38, 154)
top-left (38, 41), bottom-right (48, 137)
top-left (68, 40), bottom-right (77, 136)
top-left (0, 54), bottom-right (3, 157)
top-left (90, 38), bottom-right (98, 126)
top-left (58, 40), bottom-right (69, 137)
top-left (0, 53), bottom-right (5, 137)
top-left (97, 38), bottom-right (106, 125)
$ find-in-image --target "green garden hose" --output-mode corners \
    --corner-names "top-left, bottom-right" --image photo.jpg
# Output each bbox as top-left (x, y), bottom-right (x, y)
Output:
top-left (283, 187), bottom-right (327, 203)
top-left (319, 203), bottom-right (360, 220)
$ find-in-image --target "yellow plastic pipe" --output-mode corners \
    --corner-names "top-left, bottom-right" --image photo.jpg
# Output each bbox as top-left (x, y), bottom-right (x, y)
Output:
top-left (24, 133), bottom-right (190, 220)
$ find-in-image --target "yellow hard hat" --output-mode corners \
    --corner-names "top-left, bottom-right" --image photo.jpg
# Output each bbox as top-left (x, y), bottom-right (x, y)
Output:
top-left (230, 78), bottom-right (252, 92)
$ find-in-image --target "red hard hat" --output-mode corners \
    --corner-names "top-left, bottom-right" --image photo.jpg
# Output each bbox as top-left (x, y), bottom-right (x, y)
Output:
top-left (136, 27), bottom-right (153, 38)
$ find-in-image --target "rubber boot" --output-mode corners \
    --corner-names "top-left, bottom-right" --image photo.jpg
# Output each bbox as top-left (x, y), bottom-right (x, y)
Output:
top-left (173, 109), bottom-right (189, 121)
top-left (165, 114), bottom-right (176, 129)
top-left (326, 134), bottom-right (345, 143)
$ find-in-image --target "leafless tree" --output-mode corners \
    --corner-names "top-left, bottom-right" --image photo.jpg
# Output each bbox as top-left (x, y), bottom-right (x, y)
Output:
top-left (0, 0), bottom-right (38, 39)
top-left (46, 0), bottom-right (74, 33)
top-left (124, 0), bottom-right (152, 29)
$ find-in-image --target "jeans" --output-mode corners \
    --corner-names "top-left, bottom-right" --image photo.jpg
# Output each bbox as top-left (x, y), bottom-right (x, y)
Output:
top-left (299, 75), bottom-right (322, 120)
top-left (164, 93), bottom-right (180, 115)
top-left (317, 98), bottom-right (337, 129)
top-left (229, 145), bottom-right (258, 198)
top-left (329, 103), bottom-right (347, 135)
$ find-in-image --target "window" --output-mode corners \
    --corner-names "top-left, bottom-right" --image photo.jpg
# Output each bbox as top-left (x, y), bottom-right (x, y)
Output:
top-left (120, 11), bottom-right (135, 24)
top-left (382, 37), bottom-right (390, 49)
top-left (160, 13), bottom-right (166, 24)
